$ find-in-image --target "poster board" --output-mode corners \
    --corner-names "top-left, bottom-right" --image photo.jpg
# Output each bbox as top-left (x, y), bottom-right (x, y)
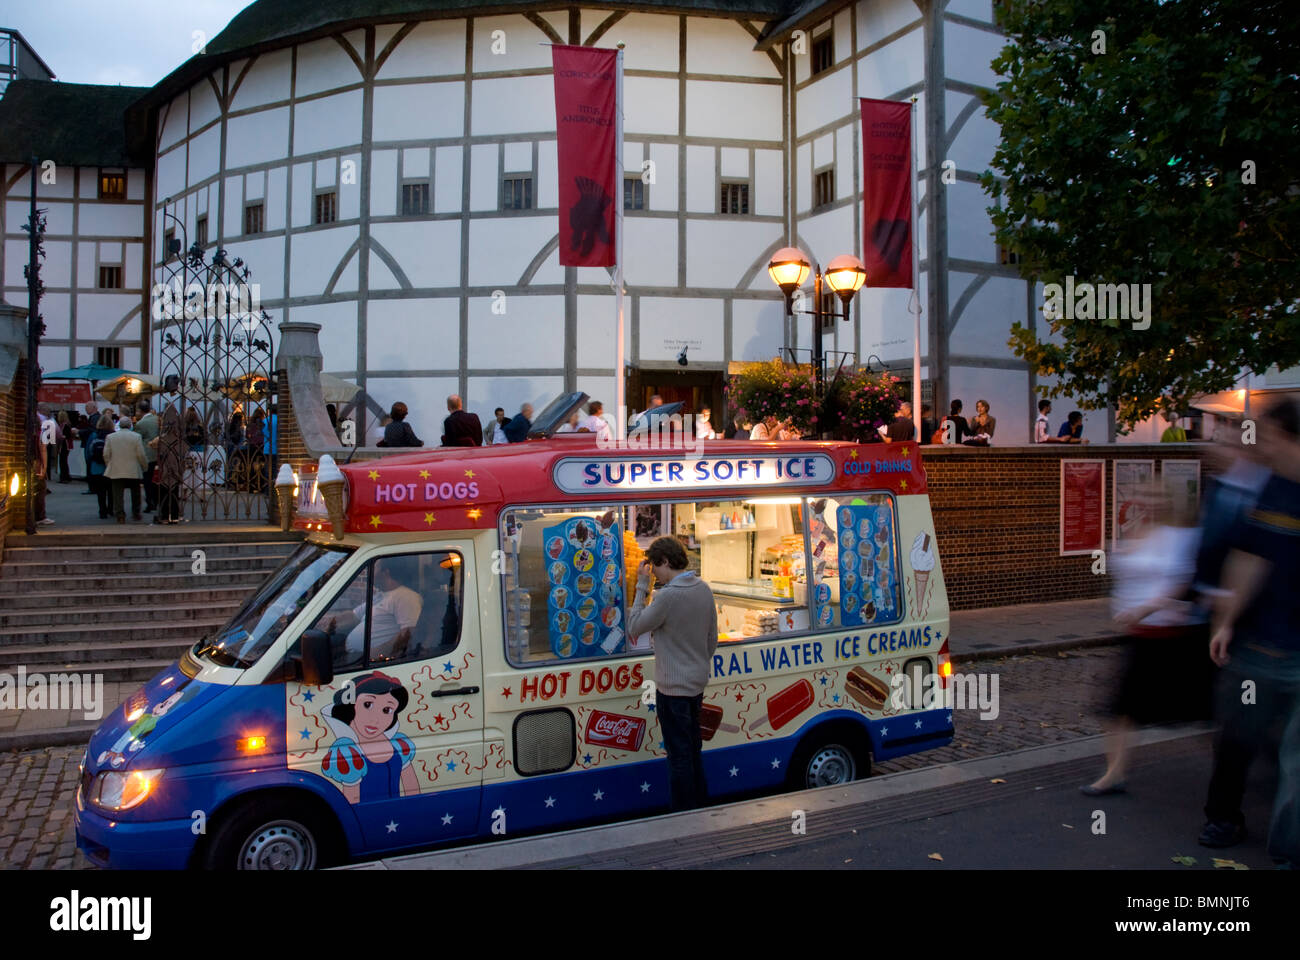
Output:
top-left (1161, 459), bottom-right (1202, 519)
top-left (1112, 459), bottom-right (1155, 549)
top-left (1060, 459), bottom-right (1106, 556)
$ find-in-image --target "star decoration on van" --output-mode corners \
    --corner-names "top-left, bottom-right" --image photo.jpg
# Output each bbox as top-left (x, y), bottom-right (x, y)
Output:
top-left (900, 447), bottom-right (910, 457)
top-left (369, 515), bottom-right (382, 528)
top-left (501, 687), bottom-right (512, 698)
top-left (915, 719), bottom-right (923, 729)
top-left (446, 759), bottom-right (457, 771)
top-left (899, 479), bottom-right (908, 490)
top-left (301, 691), bottom-right (315, 702)
top-left (593, 789), bottom-right (604, 801)
top-left (640, 782), bottom-right (650, 793)
top-left (729, 766), bottom-right (739, 777)
top-left (368, 469), bottom-right (380, 480)
top-left (464, 469), bottom-right (476, 478)
top-left (419, 470), bottom-right (430, 479)
top-left (771, 758), bottom-right (781, 769)
top-left (424, 513), bottom-right (437, 525)
top-left (386, 820), bottom-right (398, 834)
top-left (849, 448), bottom-right (859, 458)
top-left (832, 694), bottom-right (840, 703)
top-left (299, 728), bottom-right (310, 740)
top-left (433, 714), bottom-right (446, 725)
top-left (441, 813), bottom-right (453, 825)
top-left (467, 508), bottom-right (482, 521)
top-left (544, 796), bottom-right (555, 808)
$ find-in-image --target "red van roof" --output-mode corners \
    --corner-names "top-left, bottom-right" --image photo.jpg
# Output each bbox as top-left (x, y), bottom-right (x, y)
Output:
top-left (294, 436), bottom-right (928, 536)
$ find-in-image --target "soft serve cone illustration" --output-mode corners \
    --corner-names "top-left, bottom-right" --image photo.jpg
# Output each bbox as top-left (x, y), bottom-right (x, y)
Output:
top-left (910, 531), bottom-right (936, 617)
top-left (317, 454), bottom-right (347, 539)
top-left (275, 463), bottom-right (297, 532)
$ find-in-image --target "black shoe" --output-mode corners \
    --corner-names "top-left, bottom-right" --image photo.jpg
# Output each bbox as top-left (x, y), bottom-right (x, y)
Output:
top-left (1080, 780), bottom-right (1127, 796)
top-left (1198, 819), bottom-right (1246, 848)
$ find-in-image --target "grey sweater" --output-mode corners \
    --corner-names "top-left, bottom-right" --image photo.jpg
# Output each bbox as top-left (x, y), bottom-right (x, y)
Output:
top-left (627, 571), bottom-right (718, 697)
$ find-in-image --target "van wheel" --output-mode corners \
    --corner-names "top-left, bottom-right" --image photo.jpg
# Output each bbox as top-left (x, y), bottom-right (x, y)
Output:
top-left (788, 726), bottom-right (870, 790)
top-left (201, 797), bottom-right (335, 870)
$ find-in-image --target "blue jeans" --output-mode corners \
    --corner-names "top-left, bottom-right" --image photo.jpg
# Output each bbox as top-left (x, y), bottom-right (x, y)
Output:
top-left (658, 693), bottom-right (708, 812)
top-left (1204, 643), bottom-right (1300, 866)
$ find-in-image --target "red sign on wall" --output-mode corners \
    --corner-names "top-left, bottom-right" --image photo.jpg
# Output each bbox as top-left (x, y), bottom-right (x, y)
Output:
top-left (38, 383), bottom-right (91, 404)
top-left (1060, 460), bottom-right (1106, 556)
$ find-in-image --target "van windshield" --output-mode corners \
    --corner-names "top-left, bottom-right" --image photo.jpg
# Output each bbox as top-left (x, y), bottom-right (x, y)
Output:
top-left (195, 543), bottom-right (353, 668)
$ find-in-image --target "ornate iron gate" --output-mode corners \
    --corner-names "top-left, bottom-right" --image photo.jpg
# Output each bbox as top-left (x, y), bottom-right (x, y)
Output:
top-left (153, 205), bottom-right (276, 521)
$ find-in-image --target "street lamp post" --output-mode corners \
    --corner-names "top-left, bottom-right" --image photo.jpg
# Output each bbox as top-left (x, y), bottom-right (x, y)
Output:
top-left (768, 247), bottom-right (866, 436)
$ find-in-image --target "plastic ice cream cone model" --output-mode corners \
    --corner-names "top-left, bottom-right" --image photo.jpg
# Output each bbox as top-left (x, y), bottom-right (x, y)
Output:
top-left (910, 532), bottom-right (936, 617)
top-left (275, 463), bottom-right (297, 533)
top-left (316, 454), bottom-right (348, 540)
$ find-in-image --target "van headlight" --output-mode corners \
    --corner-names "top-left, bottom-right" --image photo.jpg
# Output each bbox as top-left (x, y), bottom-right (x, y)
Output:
top-left (90, 769), bottom-right (165, 811)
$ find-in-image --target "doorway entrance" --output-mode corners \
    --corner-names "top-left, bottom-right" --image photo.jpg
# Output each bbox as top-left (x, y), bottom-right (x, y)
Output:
top-left (627, 367), bottom-right (725, 432)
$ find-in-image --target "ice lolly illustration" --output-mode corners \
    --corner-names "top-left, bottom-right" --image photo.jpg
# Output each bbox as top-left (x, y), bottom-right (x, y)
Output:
top-left (910, 532), bottom-right (936, 617)
top-left (748, 679), bottom-right (815, 731)
top-left (699, 704), bottom-right (741, 741)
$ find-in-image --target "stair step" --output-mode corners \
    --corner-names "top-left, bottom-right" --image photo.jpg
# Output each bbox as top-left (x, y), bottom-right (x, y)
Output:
top-left (0, 596), bottom-right (250, 626)
top-left (0, 571), bottom-right (269, 594)
top-left (0, 555), bottom-right (292, 579)
top-left (3, 657), bottom-right (180, 683)
top-left (2, 530), bottom-right (300, 548)
top-left (0, 618), bottom-right (229, 645)
top-left (0, 637), bottom-right (192, 665)
top-left (1, 542), bottom-right (298, 562)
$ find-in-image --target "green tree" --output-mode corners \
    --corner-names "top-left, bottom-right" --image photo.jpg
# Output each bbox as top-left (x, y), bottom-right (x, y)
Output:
top-left (981, 0), bottom-right (1299, 429)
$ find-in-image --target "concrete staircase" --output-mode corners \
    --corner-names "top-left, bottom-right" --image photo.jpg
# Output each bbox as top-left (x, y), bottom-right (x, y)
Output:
top-left (0, 533), bottom-right (301, 687)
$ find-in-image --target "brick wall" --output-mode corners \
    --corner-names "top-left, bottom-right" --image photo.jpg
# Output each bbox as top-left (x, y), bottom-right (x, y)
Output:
top-left (922, 444), bottom-right (1210, 610)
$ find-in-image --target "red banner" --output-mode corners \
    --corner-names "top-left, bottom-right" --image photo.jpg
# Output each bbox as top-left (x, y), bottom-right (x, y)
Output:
top-left (860, 98), bottom-right (913, 288)
top-left (38, 383), bottom-right (91, 404)
top-left (553, 45), bottom-right (619, 267)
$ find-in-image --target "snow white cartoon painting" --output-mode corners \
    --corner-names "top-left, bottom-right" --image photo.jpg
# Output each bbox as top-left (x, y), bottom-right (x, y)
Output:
top-left (320, 671), bottom-right (420, 804)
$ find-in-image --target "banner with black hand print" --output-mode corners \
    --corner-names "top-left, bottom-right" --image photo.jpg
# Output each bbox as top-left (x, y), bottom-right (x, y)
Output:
top-left (553, 45), bottom-right (619, 267)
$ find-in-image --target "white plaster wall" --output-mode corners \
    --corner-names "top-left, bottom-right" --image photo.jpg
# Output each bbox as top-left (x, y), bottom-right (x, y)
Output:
top-left (187, 125), bottom-right (222, 184)
top-left (467, 293), bottom-right (564, 368)
top-left (946, 274), bottom-right (1026, 361)
top-left (370, 221), bottom-right (462, 288)
top-left (576, 294), bottom-right (617, 370)
top-left (78, 204), bottom-right (144, 237)
top-left (686, 80), bottom-right (782, 141)
top-left (157, 95), bottom-right (189, 152)
top-left (536, 140), bottom-right (558, 209)
top-left (857, 0), bottom-right (923, 43)
top-left (638, 297), bottom-right (723, 363)
top-left (373, 82), bottom-right (465, 141)
top-left (294, 300), bottom-right (359, 373)
top-left (293, 91), bottom-right (363, 155)
top-left (944, 21), bottom-right (1002, 89)
top-left (226, 107), bottom-right (291, 169)
top-left (41, 293), bottom-right (70, 339)
top-left (685, 145), bottom-right (713, 213)
top-left (945, 90), bottom-right (999, 172)
top-left (797, 69), bottom-right (853, 138)
top-left (363, 376), bottom-right (458, 444)
top-left (625, 77), bottom-right (679, 137)
top-left (40, 241), bottom-right (72, 288)
top-left (686, 18), bottom-right (780, 78)
top-left (155, 148), bottom-right (188, 203)
top-left (858, 273), bottom-right (929, 365)
top-left (946, 0), bottom-right (994, 21)
top-left (686, 220), bottom-right (780, 290)
top-left (266, 167), bottom-right (287, 232)
top-left (471, 76), bottom-right (554, 137)
top-left (224, 176), bottom-right (242, 241)
top-left (234, 236), bottom-right (286, 301)
top-left (375, 21), bottom-right (465, 79)
top-left (647, 143), bottom-right (678, 212)
top-left (296, 37), bottom-right (365, 98)
top-left (290, 228), bottom-right (357, 298)
top-left (469, 143), bottom-right (498, 211)
top-left (946, 180), bottom-right (996, 262)
top-left (593, 12), bottom-right (678, 72)
top-left (366, 297), bottom-right (459, 371)
top-left (463, 376), bottom-right (563, 427)
top-left (230, 49), bottom-right (293, 110)
top-left (74, 293), bottom-right (135, 338)
top-left (291, 162), bottom-right (312, 228)
top-left (434, 145), bottom-right (463, 213)
top-left (622, 217), bottom-right (677, 288)
top-left (472, 15), bottom-right (553, 70)
top-left (732, 298), bottom-right (786, 362)
top-left (856, 30), bottom-right (924, 100)
top-left (371, 150), bottom-right (398, 217)
top-left (467, 217), bottom-right (557, 287)
top-left (836, 124), bottom-right (856, 199)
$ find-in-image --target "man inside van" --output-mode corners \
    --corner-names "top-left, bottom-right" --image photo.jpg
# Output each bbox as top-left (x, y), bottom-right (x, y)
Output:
top-left (629, 537), bottom-right (718, 811)
top-left (330, 559), bottom-right (423, 666)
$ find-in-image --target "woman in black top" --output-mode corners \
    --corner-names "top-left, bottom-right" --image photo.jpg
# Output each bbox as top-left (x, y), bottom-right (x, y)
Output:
top-left (943, 399), bottom-right (969, 445)
top-left (380, 401), bottom-right (423, 447)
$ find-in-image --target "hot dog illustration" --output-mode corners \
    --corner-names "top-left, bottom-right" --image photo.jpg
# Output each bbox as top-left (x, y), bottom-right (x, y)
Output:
top-left (844, 666), bottom-right (890, 710)
top-left (748, 679), bottom-right (815, 731)
top-left (699, 704), bottom-right (741, 741)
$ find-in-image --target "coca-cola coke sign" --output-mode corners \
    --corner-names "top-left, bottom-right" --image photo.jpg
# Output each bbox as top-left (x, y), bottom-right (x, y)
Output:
top-left (583, 710), bottom-right (646, 751)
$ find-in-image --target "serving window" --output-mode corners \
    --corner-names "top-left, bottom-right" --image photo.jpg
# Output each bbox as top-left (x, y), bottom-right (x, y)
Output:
top-left (501, 506), bottom-right (632, 667)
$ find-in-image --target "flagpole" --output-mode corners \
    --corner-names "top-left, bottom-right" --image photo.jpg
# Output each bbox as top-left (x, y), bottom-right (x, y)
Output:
top-left (909, 96), bottom-right (922, 440)
top-left (614, 47), bottom-right (626, 438)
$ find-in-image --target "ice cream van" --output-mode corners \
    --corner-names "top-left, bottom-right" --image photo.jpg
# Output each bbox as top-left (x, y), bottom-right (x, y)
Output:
top-left (75, 394), bottom-right (953, 869)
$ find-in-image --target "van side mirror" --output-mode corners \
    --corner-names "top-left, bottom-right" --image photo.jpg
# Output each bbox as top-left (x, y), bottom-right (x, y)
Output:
top-left (299, 630), bottom-right (334, 686)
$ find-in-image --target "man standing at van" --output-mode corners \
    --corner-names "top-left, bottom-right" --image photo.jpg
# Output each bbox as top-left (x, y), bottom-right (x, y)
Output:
top-left (629, 537), bottom-right (718, 811)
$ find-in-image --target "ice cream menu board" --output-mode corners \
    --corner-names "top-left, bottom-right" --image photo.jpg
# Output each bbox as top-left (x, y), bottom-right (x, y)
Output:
top-left (1060, 460), bottom-right (1106, 556)
top-left (544, 514), bottom-right (626, 659)
top-left (836, 503), bottom-right (897, 626)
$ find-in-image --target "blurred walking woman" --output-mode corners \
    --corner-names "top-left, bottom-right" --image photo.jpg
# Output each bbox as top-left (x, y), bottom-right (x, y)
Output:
top-left (1082, 484), bottom-right (1213, 795)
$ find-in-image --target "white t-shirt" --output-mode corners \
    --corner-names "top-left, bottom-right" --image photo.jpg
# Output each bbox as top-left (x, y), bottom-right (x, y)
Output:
top-left (579, 414), bottom-right (612, 442)
top-left (750, 422), bottom-right (771, 440)
top-left (347, 585), bottom-right (423, 659)
top-left (1034, 413), bottom-right (1050, 443)
top-left (491, 423), bottom-right (507, 444)
top-left (695, 418), bottom-right (716, 440)
top-left (1111, 525), bottom-right (1201, 626)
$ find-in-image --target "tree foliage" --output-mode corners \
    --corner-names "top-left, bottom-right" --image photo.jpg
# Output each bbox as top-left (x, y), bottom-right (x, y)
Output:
top-left (981, 0), bottom-right (1299, 429)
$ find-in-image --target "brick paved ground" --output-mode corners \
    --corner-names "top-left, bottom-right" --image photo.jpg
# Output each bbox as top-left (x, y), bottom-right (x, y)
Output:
top-left (0, 646), bottom-right (1128, 870)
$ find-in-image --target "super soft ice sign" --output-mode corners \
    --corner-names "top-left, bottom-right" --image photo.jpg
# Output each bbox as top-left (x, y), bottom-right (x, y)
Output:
top-left (553, 454), bottom-right (836, 494)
